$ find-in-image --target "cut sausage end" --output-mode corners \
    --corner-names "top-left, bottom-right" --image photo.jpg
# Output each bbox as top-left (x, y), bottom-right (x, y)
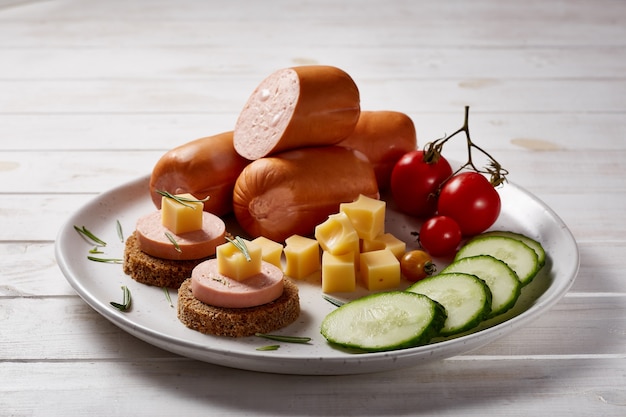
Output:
top-left (234, 69), bottom-right (300, 160)
top-left (234, 66), bottom-right (361, 160)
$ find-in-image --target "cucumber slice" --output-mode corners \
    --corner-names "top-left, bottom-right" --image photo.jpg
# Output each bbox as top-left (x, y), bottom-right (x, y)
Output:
top-left (320, 291), bottom-right (446, 352)
top-left (477, 231), bottom-right (546, 266)
top-left (442, 255), bottom-right (521, 318)
top-left (455, 236), bottom-right (540, 286)
top-left (407, 272), bottom-right (492, 336)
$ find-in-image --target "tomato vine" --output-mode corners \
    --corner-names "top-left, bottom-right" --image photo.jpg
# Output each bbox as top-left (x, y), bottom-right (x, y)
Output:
top-left (423, 106), bottom-right (509, 187)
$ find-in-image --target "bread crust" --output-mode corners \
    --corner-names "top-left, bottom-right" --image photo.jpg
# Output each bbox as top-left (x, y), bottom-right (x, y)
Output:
top-left (177, 277), bottom-right (300, 337)
top-left (123, 231), bottom-right (208, 288)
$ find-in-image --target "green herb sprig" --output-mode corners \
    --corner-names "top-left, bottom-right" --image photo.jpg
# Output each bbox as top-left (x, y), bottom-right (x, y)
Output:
top-left (156, 190), bottom-right (210, 209)
top-left (87, 256), bottom-right (123, 264)
top-left (165, 231), bottom-right (182, 253)
top-left (116, 220), bottom-right (124, 242)
top-left (255, 333), bottom-right (312, 344)
top-left (74, 225), bottom-right (107, 247)
top-left (323, 294), bottom-right (345, 307)
top-left (256, 345), bottom-right (280, 351)
top-left (110, 286), bottom-right (132, 311)
top-left (226, 236), bottom-right (251, 261)
top-left (163, 287), bottom-right (174, 308)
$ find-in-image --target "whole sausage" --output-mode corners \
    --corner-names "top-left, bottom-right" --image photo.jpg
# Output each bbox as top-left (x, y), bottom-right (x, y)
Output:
top-left (233, 146), bottom-right (379, 242)
top-left (338, 111), bottom-right (417, 190)
top-left (149, 131), bottom-right (250, 216)
top-left (233, 65), bottom-right (361, 160)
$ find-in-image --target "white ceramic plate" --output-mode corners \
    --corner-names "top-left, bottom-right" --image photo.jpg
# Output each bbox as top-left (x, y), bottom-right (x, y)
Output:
top-left (55, 175), bottom-right (579, 375)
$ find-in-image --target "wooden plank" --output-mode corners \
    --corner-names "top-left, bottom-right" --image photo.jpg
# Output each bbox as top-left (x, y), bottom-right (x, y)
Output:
top-left (1, 0), bottom-right (624, 48)
top-left (1, 79), bottom-right (624, 114)
top-left (2, 46), bottom-right (624, 80)
top-left (1, 358), bottom-right (625, 416)
top-left (0, 242), bottom-right (76, 297)
top-left (1, 113), bottom-right (624, 152)
top-left (0, 150), bottom-right (623, 194)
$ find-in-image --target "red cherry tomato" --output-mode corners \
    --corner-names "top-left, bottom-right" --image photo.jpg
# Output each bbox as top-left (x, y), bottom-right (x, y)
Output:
top-left (419, 215), bottom-right (462, 257)
top-left (390, 150), bottom-right (453, 218)
top-left (400, 250), bottom-right (436, 282)
top-left (437, 172), bottom-right (501, 236)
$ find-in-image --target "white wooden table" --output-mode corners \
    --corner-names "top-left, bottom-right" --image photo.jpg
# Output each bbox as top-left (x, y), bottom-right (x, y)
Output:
top-left (2, 0), bottom-right (625, 415)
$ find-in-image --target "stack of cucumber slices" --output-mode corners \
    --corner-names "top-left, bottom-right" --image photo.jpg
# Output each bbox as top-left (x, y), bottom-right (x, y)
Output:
top-left (320, 231), bottom-right (546, 352)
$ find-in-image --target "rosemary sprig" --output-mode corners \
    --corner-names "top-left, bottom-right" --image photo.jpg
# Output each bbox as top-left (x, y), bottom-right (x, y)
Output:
top-left (156, 190), bottom-right (210, 209)
top-left (255, 333), bottom-right (312, 344)
top-left (322, 294), bottom-right (345, 307)
top-left (165, 231), bottom-right (182, 253)
top-left (87, 256), bottom-right (123, 264)
top-left (256, 345), bottom-right (280, 351)
top-left (116, 220), bottom-right (124, 242)
top-left (162, 287), bottom-right (174, 308)
top-left (226, 236), bottom-right (251, 261)
top-left (89, 247), bottom-right (104, 254)
top-left (74, 225), bottom-right (107, 246)
top-left (110, 286), bottom-right (131, 311)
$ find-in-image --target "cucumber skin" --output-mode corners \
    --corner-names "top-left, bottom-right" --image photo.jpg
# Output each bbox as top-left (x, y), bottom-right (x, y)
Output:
top-left (442, 255), bottom-right (521, 319)
top-left (320, 291), bottom-right (447, 352)
top-left (476, 230), bottom-right (546, 266)
top-left (455, 235), bottom-right (540, 286)
top-left (407, 273), bottom-right (492, 337)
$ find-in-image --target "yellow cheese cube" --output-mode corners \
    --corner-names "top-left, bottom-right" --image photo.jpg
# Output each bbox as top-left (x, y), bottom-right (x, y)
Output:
top-left (314, 212), bottom-right (360, 255)
top-left (359, 249), bottom-right (401, 291)
top-left (216, 239), bottom-right (262, 281)
top-left (284, 235), bottom-right (320, 279)
top-left (321, 251), bottom-right (356, 293)
top-left (340, 194), bottom-right (386, 241)
top-left (251, 236), bottom-right (284, 268)
top-left (362, 233), bottom-right (406, 259)
top-left (361, 238), bottom-right (385, 253)
top-left (161, 193), bottom-right (203, 234)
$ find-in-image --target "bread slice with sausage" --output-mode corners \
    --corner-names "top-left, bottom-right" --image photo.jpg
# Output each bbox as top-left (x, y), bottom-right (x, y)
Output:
top-left (123, 231), bottom-right (209, 288)
top-left (177, 276), bottom-right (300, 338)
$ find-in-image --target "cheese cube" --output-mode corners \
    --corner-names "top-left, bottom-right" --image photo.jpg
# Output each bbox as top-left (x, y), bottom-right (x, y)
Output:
top-left (252, 236), bottom-right (283, 268)
top-left (362, 233), bottom-right (406, 259)
top-left (216, 239), bottom-right (262, 281)
top-left (284, 235), bottom-right (320, 279)
top-left (321, 251), bottom-right (356, 293)
top-left (314, 212), bottom-right (360, 255)
top-left (161, 193), bottom-right (203, 234)
top-left (340, 194), bottom-right (386, 241)
top-left (359, 249), bottom-right (401, 291)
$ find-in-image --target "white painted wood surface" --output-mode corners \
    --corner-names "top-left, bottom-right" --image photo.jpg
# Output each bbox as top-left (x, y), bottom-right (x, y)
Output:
top-left (1, 0), bottom-right (625, 415)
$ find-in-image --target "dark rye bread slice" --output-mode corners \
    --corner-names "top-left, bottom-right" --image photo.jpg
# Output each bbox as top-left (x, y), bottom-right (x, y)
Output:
top-left (177, 277), bottom-right (300, 338)
top-left (123, 231), bottom-right (210, 288)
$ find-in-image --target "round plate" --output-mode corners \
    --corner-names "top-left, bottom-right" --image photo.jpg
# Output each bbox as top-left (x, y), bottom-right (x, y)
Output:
top-left (55, 175), bottom-right (579, 375)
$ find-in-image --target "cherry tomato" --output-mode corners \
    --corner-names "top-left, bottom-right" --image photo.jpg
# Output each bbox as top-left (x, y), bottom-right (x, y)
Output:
top-left (400, 250), bottom-right (437, 282)
top-left (390, 150), bottom-right (452, 218)
top-left (419, 215), bottom-right (462, 257)
top-left (437, 171), bottom-right (501, 236)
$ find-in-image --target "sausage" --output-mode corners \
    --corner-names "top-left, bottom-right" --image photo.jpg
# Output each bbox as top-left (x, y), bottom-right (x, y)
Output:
top-left (233, 65), bottom-right (361, 160)
top-left (233, 146), bottom-right (379, 242)
top-left (337, 111), bottom-right (417, 190)
top-left (190, 259), bottom-right (284, 308)
top-left (149, 131), bottom-right (250, 216)
top-left (135, 211), bottom-right (226, 261)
